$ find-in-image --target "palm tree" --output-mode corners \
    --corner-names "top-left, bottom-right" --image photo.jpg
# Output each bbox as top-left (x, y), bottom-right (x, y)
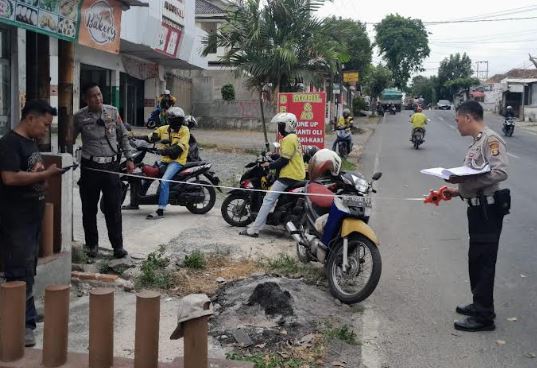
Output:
top-left (203, 0), bottom-right (340, 149)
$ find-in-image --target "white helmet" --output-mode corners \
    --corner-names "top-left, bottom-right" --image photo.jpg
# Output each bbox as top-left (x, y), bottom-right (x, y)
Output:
top-left (506, 105), bottom-right (513, 110)
top-left (343, 108), bottom-right (351, 117)
top-left (308, 148), bottom-right (342, 181)
top-left (271, 112), bottom-right (297, 134)
top-left (163, 89), bottom-right (171, 95)
top-left (167, 106), bottom-right (185, 129)
top-left (185, 115), bottom-right (198, 129)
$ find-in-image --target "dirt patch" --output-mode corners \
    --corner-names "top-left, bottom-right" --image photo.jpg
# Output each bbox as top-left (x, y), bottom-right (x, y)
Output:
top-left (247, 282), bottom-right (294, 317)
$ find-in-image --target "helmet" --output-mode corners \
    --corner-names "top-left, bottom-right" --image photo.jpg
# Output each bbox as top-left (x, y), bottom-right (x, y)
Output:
top-left (271, 113), bottom-right (297, 136)
top-left (343, 108), bottom-right (351, 118)
top-left (308, 149), bottom-right (342, 181)
top-left (185, 115), bottom-right (198, 129)
top-left (302, 145), bottom-right (319, 164)
top-left (163, 89), bottom-right (171, 95)
top-left (507, 105), bottom-right (513, 110)
top-left (167, 106), bottom-right (185, 130)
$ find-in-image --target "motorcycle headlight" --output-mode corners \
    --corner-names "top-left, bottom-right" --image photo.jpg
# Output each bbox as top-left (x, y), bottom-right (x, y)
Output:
top-left (351, 175), bottom-right (368, 193)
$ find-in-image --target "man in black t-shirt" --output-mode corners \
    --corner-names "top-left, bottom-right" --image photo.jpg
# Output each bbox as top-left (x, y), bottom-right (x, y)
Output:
top-left (0, 100), bottom-right (62, 347)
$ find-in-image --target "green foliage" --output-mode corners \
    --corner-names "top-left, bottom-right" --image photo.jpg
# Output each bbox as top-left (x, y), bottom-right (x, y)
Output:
top-left (135, 250), bottom-right (172, 289)
top-left (352, 96), bottom-right (368, 115)
top-left (437, 53), bottom-right (479, 99)
top-left (263, 253), bottom-right (326, 284)
top-left (375, 14), bottom-right (430, 89)
top-left (226, 352), bottom-right (306, 368)
top-left (183, 250), bottom-right (207, 269)
top-left (322, 322), bottom-right (360, 345)
top-left (221, 84), bottom-right (236, 101)
top-left (410, 75), bottom-right (438, 105)
top-left (341, 158), bottom-right (356, 172)
top-left (363, 64), bottom-right (392, 99)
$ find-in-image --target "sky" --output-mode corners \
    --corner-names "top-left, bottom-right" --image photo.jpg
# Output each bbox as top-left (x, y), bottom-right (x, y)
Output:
top-left (317, 0), bottom-right (537, 80)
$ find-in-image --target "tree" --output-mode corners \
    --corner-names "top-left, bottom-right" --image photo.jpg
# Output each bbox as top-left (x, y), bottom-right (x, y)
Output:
top-left (375, 14), bottom-right (430, 89)
top-left (410, 75), bottom-right (438, 105)
top-left (363, 64), bottom-right (392, 114)
top-left (438, 53), bottom-right (479, 100)
top-left (204, 0), bottom-right (339, 149)
top-left (324, 17), bottom-right (372, 77)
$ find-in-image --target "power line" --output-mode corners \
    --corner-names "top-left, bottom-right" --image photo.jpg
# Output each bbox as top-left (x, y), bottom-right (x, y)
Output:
top-left (365, 16), bottom-right (537, 26)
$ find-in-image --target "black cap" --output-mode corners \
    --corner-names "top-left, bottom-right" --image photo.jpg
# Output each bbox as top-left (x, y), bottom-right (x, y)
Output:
top-left (21, 100), bottom-right (58, 119)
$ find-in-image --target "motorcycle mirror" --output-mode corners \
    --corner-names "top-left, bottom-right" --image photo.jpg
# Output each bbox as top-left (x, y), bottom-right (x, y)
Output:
top-left (372, 172), bottom-right (383, 181)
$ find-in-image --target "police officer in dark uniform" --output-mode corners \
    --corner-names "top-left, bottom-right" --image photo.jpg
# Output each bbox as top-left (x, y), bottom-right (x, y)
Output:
top-left (74, 83), bottom-right (134, 259)
top-left (444, 100), bottom-right (510, 332)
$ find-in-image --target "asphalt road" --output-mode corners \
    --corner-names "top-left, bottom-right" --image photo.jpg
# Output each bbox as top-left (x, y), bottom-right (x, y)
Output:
top-left (357, 110), bottom-right (537, 368)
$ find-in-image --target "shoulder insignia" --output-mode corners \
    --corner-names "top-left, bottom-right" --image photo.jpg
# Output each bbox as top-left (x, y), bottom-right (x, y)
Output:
top-left (489, 140), bottom-right (500, 156)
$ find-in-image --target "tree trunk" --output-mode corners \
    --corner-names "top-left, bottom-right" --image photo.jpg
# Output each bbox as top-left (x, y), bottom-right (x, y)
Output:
top-left (259, 90), bottom-right (270, 151)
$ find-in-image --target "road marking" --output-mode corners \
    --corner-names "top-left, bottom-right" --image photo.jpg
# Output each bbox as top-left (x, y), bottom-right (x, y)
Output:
top-left (507, 152), bottom-right (520, 159)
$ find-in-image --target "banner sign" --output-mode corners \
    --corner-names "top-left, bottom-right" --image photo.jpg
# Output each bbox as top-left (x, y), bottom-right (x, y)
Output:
top-left (162, 0), bottom-right (184, 26)
top-left (155, 22), bottom-right (182, 57)
top-left (79, 0), bottom-right (122, 54)
top-left (0, 0), bottom-right (82, 41)
top-left (278, 92), bottom-right (326, 148)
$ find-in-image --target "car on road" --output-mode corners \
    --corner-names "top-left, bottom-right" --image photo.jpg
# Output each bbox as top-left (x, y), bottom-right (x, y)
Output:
top-left (437, 100), bottom-right (452, 110)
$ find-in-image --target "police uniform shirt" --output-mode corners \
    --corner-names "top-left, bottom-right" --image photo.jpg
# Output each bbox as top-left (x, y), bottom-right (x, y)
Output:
top-left (74, 105), bottom-right (132, 159)
top-left (458, 127), bottom-right (508, 198)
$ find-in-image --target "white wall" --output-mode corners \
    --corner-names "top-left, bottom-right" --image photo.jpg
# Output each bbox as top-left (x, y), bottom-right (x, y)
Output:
top-left (121, 1), bottom-right (161, 48)
top-left (178, 0), bottom-right (208, 69)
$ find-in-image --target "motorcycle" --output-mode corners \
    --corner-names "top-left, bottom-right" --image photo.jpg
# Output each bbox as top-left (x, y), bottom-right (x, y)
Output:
top-left (220, 152), bottom-right (306, 227)
top-left (334, 127), bottom-right (353, 159)
top-left (389, 105), bottom-right (397, 115)
top-left (502, 117), bottom-right (515, 137)
top-left (287, 171), bottom-right (382, 304)
top-left (411, 128), bottom-right (425, 150)
top-left (108, 138), bottom-right (220, 214)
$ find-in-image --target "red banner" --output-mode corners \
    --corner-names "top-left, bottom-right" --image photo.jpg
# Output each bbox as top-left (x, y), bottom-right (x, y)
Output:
top-left (277, 92), bottom-right (326, 148)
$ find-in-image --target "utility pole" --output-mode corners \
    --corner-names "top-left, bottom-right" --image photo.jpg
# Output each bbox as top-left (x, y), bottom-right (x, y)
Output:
top-left (58, 40), bottom-right (74, 154)
top-left (475, 61), bottom-right (489, 81)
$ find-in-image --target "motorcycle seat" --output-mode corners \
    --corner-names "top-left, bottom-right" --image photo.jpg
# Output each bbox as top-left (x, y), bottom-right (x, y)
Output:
top-left (287, 180), bottom-right (307, 191)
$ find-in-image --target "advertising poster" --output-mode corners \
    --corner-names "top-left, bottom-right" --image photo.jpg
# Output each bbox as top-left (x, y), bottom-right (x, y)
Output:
top-left (277, 92), bottom-right (326, 149)
top-left (0, 0), bottom-right (82, 41)
top-left (78, 0), bottom-right (121, 54)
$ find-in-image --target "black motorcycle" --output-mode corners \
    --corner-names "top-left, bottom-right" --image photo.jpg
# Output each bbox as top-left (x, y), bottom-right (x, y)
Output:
top-left (110, 139), bottom-right (220, 214)
top-left (220, 153), bottom-right (306, 227)
top-left (502, 117), bottom-right (515, 137)
top-left (411, 128), bottom-right (425, 150)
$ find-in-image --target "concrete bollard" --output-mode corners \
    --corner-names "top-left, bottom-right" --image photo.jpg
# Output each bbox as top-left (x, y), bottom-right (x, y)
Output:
top-left (134, 290), bottom-right (160, 368)
top-left (42, 285), bottom-right (70, 367)
top-left (40, 203), bottom-right (54, 257)
top-left (0, 281), bottom-right (26, 362)
top-left (183, 317), bottom-right (209, 368)
top-left (89, 288), bottom-right (114, 368)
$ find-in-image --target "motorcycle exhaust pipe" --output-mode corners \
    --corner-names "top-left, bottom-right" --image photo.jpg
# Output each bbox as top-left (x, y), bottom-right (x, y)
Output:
top-left (286, 221), bottom-right (303, 243)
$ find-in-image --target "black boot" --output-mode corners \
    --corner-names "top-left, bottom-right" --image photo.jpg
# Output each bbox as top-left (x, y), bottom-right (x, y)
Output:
top-left (113, 248), bottom-right (129, 259)
top-left (454, 316), bottom-right (495, 332)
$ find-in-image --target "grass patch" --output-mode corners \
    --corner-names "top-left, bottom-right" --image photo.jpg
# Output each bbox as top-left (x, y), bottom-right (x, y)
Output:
top-left (183, 250), bottom-right (206, 269)
top-left (341, 158), bottom-right (356, 172)
top-left (72, 246), bottom-right (89, 264)
top-left (262, 253), bottom-right (326, 284)
top-left (226, 352), bottom-right (308, 368)
top-left (135, 250), bottom-right (173, 289)
top-left (321, 322), bottom-right (359, 346)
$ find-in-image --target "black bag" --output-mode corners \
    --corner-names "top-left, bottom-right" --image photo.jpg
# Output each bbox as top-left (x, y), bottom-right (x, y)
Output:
top-left (494, 189), bottom-right (511, 215)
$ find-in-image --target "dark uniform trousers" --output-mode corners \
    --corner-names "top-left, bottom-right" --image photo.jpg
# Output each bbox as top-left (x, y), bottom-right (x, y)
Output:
top-left (467, 202), bottom-right (504, 321)
top-left (79, 159), bottom-right (123, 250)
top-left (0, 199), bottom-right (44, 330)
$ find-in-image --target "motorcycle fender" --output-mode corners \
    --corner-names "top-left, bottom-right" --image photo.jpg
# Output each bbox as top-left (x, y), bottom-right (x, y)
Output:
top-left (340, 219), bottom-right (379, 246)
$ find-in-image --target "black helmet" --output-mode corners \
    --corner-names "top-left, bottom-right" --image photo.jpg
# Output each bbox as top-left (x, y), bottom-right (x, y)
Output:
top-left (303, 145), bottom-right (319, 164)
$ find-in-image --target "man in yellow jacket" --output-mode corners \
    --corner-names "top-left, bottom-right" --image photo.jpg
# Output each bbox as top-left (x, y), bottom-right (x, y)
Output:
top-left (240, 112), bottom-right (305, 237)
top-left (147, 106), bottom-right (190, 219)
top-left (410, 106), bottom-right (428, 140)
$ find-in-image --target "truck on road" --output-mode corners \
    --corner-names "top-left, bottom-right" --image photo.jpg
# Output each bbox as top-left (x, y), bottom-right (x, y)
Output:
top-left (379, 88), bottom-right (403, 112)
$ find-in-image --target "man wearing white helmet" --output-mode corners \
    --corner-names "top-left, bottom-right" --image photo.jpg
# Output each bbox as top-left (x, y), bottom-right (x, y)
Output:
top-left (146, 106), bottom-right (190, 219)
top-left (504, 106), bottom-right (515, 119)
top-left (240, 112), bottom-right (305, 237)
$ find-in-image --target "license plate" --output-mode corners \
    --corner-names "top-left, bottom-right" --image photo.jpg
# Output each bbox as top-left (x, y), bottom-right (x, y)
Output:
top-left (342, 195), bottom-right (371, 207)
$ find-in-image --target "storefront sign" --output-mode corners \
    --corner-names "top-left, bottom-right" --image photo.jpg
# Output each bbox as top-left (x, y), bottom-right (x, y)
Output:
top-left (343, 71), bottom-right (359, 84)
top-left (122, 55), bottom-right (159, 80)
top-left (162, 0), bottom-right (184, 26)
top-left (277, 92), bottom-right (327, 148)
top-left (79, 0), bottom-right (122, 54)
top-left (0, 0), bottom-right (82, 42)
top-left (155, 22), bottom-right (182, 57)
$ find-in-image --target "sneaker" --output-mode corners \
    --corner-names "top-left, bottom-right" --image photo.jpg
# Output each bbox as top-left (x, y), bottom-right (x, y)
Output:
top-left (113, 248), bottom-right (129, 259)
top-left (25, 328), bottom-right (36, 347)
top-left (146, 209), bottom-right (164, 220)
top-left (239, 229), bottom-right (259, 238)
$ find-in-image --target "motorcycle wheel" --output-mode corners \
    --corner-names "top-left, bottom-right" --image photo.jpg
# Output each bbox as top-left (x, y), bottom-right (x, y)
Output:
top-left (185, 180), bottom-right (216, 214)
top-left (146, 120), bottom-right (157, 129)
top-left (337, 142), bottom-right (348, 159)
top-left (326, 234), bottom-right (382, 304)
top-left (221, 193), bottom-right (253, 227)
top-left (413, 140), bottom-right (419, 150)
top-left (508, 127), bottom-right (514, 137)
